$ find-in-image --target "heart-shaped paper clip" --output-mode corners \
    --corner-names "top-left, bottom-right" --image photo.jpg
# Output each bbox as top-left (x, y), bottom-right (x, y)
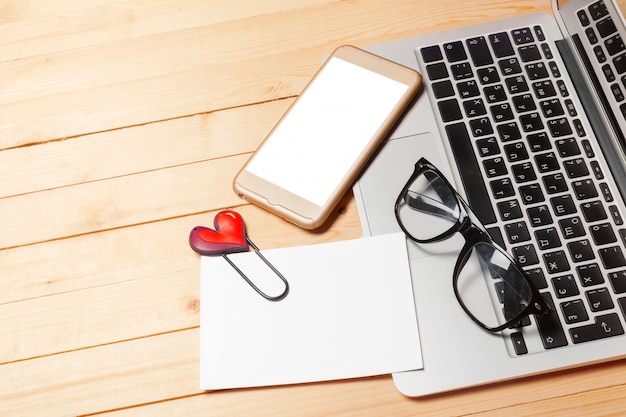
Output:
top-left (189, 210), bottom-right (289, 301)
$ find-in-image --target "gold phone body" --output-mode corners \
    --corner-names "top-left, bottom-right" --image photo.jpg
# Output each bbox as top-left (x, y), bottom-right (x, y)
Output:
top-left (233, 45), bottom-right (422, 229)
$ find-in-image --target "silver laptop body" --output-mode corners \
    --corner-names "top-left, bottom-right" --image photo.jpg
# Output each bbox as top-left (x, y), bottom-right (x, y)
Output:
top-left (354, 0), bottom-right (626, 396)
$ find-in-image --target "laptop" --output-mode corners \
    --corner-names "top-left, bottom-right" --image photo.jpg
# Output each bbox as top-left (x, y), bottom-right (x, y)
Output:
top-left (353, 0), bottom-right (626, 396)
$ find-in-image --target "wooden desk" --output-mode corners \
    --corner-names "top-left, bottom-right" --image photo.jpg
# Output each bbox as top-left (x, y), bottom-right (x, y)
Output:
top-left (2, 0), bottom-right (626, 415)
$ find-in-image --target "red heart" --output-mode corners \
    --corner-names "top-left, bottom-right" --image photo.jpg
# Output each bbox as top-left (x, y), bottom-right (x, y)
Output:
top-left (189, 210), bottom-right (249, 255)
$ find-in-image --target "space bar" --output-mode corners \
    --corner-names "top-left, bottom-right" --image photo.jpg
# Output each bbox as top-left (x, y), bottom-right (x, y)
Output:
top-left (445, 123), bottom-right (497, 225)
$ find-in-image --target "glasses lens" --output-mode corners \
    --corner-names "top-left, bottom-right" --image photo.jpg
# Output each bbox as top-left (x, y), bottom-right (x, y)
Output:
top-left (396, 168), bottom-right (461, 241)
top-left (456, 241), bottom-right (533, 329)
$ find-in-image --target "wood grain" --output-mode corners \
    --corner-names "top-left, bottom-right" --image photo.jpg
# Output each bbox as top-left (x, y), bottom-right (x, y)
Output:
top-left (2, 0), bottom-right (626, 416)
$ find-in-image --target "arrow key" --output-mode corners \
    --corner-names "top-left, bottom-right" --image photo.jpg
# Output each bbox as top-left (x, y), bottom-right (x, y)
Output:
top-left (569, 313), bottom-right (624, 344)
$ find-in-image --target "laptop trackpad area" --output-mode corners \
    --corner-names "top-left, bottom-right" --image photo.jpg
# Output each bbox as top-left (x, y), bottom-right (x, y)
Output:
top-left (355, 131), bottom-right (453, 260)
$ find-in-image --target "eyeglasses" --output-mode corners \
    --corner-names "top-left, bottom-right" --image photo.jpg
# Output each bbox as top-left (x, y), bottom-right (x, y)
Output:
top-left (394, 157), bottom-right (552, 332)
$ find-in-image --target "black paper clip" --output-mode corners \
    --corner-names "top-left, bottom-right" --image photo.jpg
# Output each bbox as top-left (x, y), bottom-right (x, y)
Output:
top-left (189, 210), bottom-right (289, 301)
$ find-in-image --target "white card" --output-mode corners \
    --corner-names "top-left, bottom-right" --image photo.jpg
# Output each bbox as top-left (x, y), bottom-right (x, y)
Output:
top-left (199, 232), bottom-right (422, 389)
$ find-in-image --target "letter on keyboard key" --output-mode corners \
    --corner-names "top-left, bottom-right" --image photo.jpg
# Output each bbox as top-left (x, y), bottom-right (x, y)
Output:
top-left (536, 293), bottom-right (568, 349)
top-left (570, 313), bottom-right (624, 343)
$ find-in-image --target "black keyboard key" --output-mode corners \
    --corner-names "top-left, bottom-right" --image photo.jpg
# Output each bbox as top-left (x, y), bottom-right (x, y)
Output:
top-left (573, 179), bottom-right (598, 200)
top-left (525, 62), bottom-right (550, 80)
top-left (497, 199), bottom-right (523, 221)
top-left (590, 222), bottom-right (617, 245)
top-left (600, 182), bottom-right (614, 202)
top-left (528, 205), bottom-right (553, 226)
top-left (535, 152), bottom-right (560, 172)
top-left (432, 80), bottom-right (455, 98)
top-left (463, 98), bottom-right (487, 117)
top-left (421, 45), bottom-right (444, 62)
top-left (609, 270), bottom-right (626, 293)
top-left (536, 292), bottom-right (568, 348)
top-left (505, 221), bottom-right (531, 244)
top-left (591, 160), bottom-right (604, 179)
top-left (614, 53), bottom-right (626, 74)
top-left (467, 36), bottom-right (493, 66)
top-left (512, 27), bottom-right (534, 45)
top-left (519, 45), bottom-right (542, 62)
top-left (469, 117), bottom-right (494, 137)
top-left (561, 299), bottom-right (589, 324)
top-left (519, 183), bottom-right (544, 204)
top-left (438, 99), bottom-right (463, 122)
top-left (577, 263), bottom-right (605, 286)
top-left (528, 132), bottom-right (552, 152)
top-left (512, 93), bottom-right (536, 113)
top-left (504, 141), bottom-right (529, 162)
top-left (526, 267), bottom-right (548, 289)
top-left (512, 162), bottom-right (537, 183)
top-left (490, 178), bottom-right (515, 199)
top-left (564, 158), bottom-right (590, 178)
top-left (589, 0), bottom-right (609, 20)
top-left (484, 84), bottom-right (507, 102)
top-left (594, 45), bottom-right (608, 63)
top-left (568, 239), bottom-right (595, 263)
top-left (610, 205), bottom-right (623, 225)
top-left (490, 103), bottom-right (514, 122)
top-left (489, 32), bottom-right (515, 57)
top-left (511, 332), bottom-right (528, 355)
top-left (520, 112), bottom-right (544, 132)
top-left (570, 313), bottom-right (624, 344)
top-left (543, 173), bottom-right (568, 194)
top-left (443, 41), bottom-right (467, 62)
top-left (551, 195), bottom-right (577, 216)
top-left (543, 250), bottom-right (570, 274)
top-left (602, 63), bottom-right (616, 81)
top-left (506, 75), bottom-right (529, 94)
top-left (553, 274), bottom-right (580, 298)
top-left (477, 66), bottom-right (500, 84)
top-left (533, 80), bottom-right (557, 98)
top-left (586, 27), bottom-right (599, 44)
top-left (496, 122), bottom-right (521, 142)
top-left (600, 246), bottom-right (626, 269)
top-left (513, 243), bottom-right (539, 266)
top-left (445, 123), bottom-right (497, 224)
top-left (586, 287), bottom-right (614, 311)
top-left (499, 57), bottom-right (522, 76)
top-left (540, 98), bottom-right (564, 118)
top-left (578, 9), bottom-right (591, 26)
top-left (426, 62), bottom-right (449, 80)
top-left (555, 138), bottom-right (581, 157)
top-left (476, 136), bottom-right (500, 157)
top-left (559, 216), bottom-right (586, 239)
top-left (483, 157), bottom-right (507, 177)
top-left (451, 62), bottom-right (473, 80)
top-left (457, 80), bottom-right (480, 98)
top-left (605, 34), bottom-right (625, 56)
top-left (598, 17), bottom-right (618, 38)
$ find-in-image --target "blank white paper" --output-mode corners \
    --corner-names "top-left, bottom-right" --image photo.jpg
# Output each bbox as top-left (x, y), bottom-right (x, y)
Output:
top-left (199, 232), bottom-right (423, 390)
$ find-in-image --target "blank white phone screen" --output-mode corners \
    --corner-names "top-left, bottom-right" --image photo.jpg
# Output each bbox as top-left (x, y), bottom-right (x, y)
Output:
top-left (245, 56), bottom-right (409, 207)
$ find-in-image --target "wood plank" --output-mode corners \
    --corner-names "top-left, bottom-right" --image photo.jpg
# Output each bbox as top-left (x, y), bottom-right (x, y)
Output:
top-left (0, 0), bottom-right (549, 149)
top-left (0, 199), bottom-right (360, 361)
top-left (0, 98), bottom-right (293, 199)
top-left (0, 0), bottom-right (334, 61)
top-left (1, 329), bottom-right (615, 417)
top-left (0, 155), bottom-right (245, 248)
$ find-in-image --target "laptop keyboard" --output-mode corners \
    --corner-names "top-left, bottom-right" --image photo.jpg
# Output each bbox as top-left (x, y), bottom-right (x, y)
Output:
top-left (418, 11), bottom-right (626, 355)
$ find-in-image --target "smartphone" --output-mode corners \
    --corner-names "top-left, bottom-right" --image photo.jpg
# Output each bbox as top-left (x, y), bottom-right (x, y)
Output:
top-left (233, 45), bottom-right (422, 229)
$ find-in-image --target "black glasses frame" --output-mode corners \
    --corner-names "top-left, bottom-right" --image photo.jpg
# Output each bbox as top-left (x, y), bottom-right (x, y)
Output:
top-left (395, 157), bottom-right (551, 332)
